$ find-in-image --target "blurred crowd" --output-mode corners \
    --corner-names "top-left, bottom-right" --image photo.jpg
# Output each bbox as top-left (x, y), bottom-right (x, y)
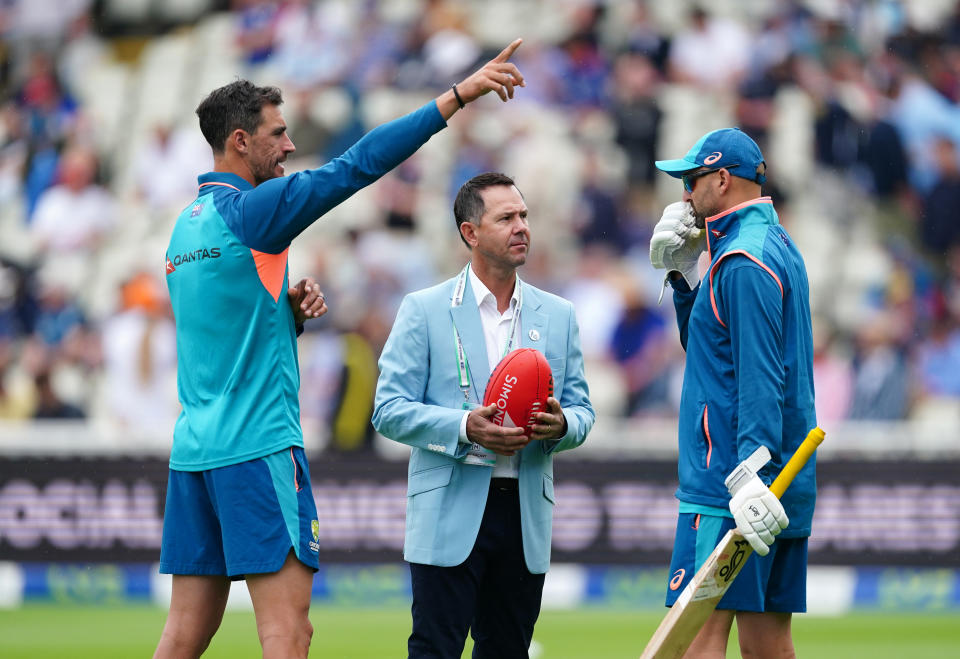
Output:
top-left (3, 0), bottom-right (960, 447)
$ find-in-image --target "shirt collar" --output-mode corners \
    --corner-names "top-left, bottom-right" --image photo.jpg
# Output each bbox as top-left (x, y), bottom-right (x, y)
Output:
top-left (705, 196), bottom-right (776, 255)
top-left (468, 265), bottom-right (520, 312)
top-left (198, 171), bottom-right (254, 191)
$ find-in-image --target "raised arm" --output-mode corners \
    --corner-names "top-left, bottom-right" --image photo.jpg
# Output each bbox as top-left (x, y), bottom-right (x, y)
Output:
top-left (435, 38), bottom-right (526, 120)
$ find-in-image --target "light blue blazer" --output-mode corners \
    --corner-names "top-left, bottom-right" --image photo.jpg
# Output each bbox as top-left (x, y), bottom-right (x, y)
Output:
top-left (372, 271), bottom-right (595, 574)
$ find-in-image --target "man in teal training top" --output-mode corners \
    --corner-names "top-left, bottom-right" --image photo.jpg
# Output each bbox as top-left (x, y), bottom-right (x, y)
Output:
top-left (155, 39), bottom-right (526, 659)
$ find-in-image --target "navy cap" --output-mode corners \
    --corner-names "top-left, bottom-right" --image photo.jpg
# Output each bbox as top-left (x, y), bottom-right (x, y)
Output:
top-left (655, 127), bottom-right (766, 184)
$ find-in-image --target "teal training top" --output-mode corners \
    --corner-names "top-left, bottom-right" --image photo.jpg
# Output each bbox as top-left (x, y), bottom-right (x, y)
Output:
top-left (164, 101), bottom-right (446, 471)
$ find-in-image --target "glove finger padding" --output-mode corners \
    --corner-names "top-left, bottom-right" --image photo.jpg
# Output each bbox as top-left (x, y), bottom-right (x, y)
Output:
top-left (728, 474), bottom-right (789, 556)
top-left (733, 510), bottom-right (770, 556)
top-left (650, 229), bottom-right (685, 269)
top-left (734, 508), bottom-right (772, 556)
top-left (652, 216), bottom-right (688, 236)
top-left (649, 201), bottom-right (705, 290)
top-left (661, 201), bottom-right (702, 237)
top-left (760, 490), bottom-right (790, 529)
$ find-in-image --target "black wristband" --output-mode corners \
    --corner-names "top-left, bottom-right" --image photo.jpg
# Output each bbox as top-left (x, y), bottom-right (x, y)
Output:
top-left (451, 83), bottom-right (465, 109)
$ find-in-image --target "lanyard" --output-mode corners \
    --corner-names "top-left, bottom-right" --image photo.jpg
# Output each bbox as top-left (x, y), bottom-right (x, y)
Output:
top-left (451, 264), bottom-right (523, 402)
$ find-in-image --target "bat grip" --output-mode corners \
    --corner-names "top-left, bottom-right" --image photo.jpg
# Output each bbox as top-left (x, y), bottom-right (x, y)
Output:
top-left (769, 427), bottom-right (825, 498)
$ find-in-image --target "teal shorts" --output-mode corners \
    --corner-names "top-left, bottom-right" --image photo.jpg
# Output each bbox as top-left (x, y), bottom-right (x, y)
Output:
top-left (664, 512), bottom-right (807, 613)
top-left (159, 446), bottom-right (320, 578)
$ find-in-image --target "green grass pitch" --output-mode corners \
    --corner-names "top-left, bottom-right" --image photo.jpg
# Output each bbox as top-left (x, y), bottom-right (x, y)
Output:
top-left (0, 604), bottom-right (956, 658)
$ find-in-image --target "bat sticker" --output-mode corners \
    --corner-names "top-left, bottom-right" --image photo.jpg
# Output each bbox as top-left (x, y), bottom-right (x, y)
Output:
top-left (718, 539), bottom-right (750, 583)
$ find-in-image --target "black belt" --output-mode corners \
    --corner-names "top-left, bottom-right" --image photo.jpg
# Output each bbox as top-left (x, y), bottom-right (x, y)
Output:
top-left (490, 478), bottom-right (519, 492)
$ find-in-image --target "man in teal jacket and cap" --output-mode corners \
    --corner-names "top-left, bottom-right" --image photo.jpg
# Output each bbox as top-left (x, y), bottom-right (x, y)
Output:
top-left (650, 127), bottom-right (818, 659)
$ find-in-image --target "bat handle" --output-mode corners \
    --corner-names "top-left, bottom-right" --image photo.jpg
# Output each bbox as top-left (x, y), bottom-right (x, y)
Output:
top-left (769, 427), bottom-right (825, 499)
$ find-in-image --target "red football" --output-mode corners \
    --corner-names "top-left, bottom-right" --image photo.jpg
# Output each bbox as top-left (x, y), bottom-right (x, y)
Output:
top-left (482, 348), bottom-right (554, 434)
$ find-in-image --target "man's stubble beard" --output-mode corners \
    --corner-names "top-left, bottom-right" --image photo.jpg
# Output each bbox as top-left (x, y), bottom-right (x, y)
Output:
top-left (690, 199), bottom-right (714, 230)
top-left (691, 205), bottom-right (706, 230)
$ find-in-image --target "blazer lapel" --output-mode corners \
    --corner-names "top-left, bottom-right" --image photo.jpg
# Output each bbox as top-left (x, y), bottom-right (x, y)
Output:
top-left (520, 282), bottom-right (548, 351)
top-left (449, 282), bottom-right (492, 404)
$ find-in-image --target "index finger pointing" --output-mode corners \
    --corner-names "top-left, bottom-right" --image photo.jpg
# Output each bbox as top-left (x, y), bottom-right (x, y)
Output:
top-left (493, 38), bottom-right (523, 63)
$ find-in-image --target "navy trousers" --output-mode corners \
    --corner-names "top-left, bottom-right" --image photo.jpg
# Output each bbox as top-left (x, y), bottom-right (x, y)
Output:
top-left (407, 480), bottom-right (546, 659)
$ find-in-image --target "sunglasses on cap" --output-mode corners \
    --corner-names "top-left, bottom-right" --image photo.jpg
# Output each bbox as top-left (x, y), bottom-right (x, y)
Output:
top-left (682, 164), bottom-right (740, 193)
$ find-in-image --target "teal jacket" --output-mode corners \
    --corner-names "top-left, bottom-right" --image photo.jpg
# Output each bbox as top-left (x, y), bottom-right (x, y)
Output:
top-left (372, 272), bottom-right (595, 573)
top-left (165, 101), bottom-right (446, 471)
top-left (670, 197), bottom-right (817, 537)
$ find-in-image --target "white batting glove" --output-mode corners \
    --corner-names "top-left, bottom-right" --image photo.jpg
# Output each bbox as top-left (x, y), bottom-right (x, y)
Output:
top-left (649, 201), bottom-right (705, 293)
top-left (725, 446), bottom-right (789, 556)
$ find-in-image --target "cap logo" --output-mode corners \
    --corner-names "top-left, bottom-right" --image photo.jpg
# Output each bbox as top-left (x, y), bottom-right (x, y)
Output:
top-left (703, 152), bottom-right (722, 165)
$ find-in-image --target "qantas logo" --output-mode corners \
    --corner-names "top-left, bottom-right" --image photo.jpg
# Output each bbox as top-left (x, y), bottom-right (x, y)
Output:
top-left (165, 247), bottom-right (222, 274)
top-left (711, 229), bottom-right (726, 239)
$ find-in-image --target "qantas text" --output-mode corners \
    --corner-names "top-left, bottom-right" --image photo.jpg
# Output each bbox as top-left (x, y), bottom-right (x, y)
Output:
top-left (171, 247), bottom-right (221, 266)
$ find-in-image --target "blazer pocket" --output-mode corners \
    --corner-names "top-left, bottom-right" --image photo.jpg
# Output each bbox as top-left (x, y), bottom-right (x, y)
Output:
top-left (408, 464), bottom-right (454, 497)
top-left (542, 474), bottom-right (555, 505)
top-left (546, 357), bottom-right (565, 395)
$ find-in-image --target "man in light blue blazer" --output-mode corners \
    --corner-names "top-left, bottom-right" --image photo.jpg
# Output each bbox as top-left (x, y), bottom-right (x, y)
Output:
top-left (373, 172), bottom-right (594, 658)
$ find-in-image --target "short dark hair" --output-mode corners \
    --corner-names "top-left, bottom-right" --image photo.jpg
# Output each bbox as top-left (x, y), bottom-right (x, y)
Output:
top-left (453, 172), bottom-right (519, 247)
top-left (195, 80), bottom-right (284, 153)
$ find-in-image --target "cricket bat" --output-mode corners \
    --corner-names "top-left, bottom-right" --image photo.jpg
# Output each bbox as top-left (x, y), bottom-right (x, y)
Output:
top-left (639, 427), bottom-right (826, 659)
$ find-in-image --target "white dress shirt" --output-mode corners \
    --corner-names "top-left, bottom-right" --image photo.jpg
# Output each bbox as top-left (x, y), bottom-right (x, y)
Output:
top-left (458, 266), bottom-right (522, 478)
